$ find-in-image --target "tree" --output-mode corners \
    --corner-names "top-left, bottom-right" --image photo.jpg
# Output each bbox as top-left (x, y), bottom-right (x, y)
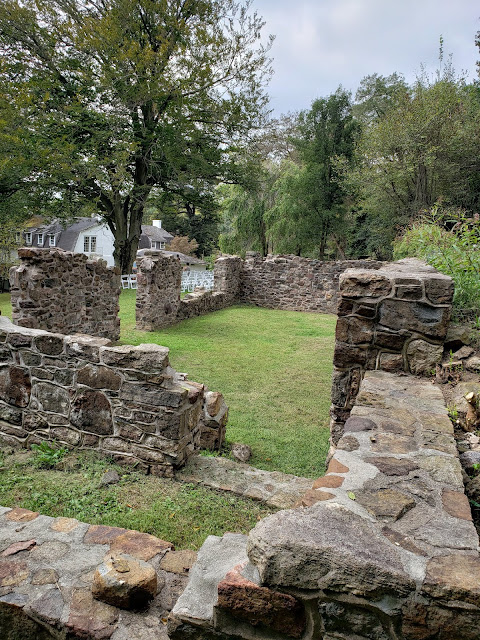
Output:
top-left (166, 235), bottom-right (199, 257)
top-left (267, 89), bottom-right (360, 258)
top-left (0, 0), bottom-right (273, 271)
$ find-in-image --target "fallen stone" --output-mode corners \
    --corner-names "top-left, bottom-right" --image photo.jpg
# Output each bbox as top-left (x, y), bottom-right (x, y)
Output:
top-left (231, 443), bottom-right (252, 463)
top-left (92, 553), bottom-right (157, 609)
top-left (465, 356), bottom-right (480, 372)
top-left (453, 346), bottom-right (475, 360)
top-left (100, 470), bottom-right (121, 486)
top-left (459, 451), bottom-right (480, 472)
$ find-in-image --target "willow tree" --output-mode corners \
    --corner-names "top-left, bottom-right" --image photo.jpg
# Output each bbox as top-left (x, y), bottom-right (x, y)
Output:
top-left (0, 0), bottom-right (273, 271)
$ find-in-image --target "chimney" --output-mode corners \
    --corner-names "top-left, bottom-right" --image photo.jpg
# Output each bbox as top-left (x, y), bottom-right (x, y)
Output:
top-left (152, 220), bottom-right (162, 228)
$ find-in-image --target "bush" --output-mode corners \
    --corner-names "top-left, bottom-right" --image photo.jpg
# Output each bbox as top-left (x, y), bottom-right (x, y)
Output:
top-left (394, 206), bottom-right (480, 320)
top-left (31, 441), bottom-right (68, 469)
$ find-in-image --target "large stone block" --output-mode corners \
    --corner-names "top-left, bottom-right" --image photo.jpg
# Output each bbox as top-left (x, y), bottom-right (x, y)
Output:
top-left (100, 343), bottom-right (169, 372)
top-left (32, 382), bottom-right (70, 415)
top-left (70, 390), bottom-right (113, 434)
top-left (379, 300), bottom-right (450, 339)
top-left (0, 366), bottom-right (31, 408)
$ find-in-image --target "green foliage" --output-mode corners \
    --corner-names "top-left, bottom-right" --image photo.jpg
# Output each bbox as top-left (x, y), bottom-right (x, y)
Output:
top-left (0, 0), bottom-right (273, 271)
top-left (394, 206), bottom-right (480, 319)
top-left (31, 441), bottom-right (68, 469)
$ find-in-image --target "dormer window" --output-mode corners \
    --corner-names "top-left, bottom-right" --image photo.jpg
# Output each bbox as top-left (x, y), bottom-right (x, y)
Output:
top-left (37, 233), bottom-right (44, 245)
top-left (24, 232), bottom-right (32, 245)
top-left (48, 234), bottom-right (56, 247)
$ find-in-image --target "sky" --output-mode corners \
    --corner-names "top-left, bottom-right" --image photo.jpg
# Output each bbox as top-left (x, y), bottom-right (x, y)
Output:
top-left (253, 0), bottom-right (479, 115)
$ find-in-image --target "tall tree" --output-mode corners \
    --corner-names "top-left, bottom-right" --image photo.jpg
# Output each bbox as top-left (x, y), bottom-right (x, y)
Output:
top-left (0, 0), bottom-right (273, 271)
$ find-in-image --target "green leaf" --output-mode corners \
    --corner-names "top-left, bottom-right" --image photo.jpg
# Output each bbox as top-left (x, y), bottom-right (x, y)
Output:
top-left (347, 491), bottom-right (356, 500)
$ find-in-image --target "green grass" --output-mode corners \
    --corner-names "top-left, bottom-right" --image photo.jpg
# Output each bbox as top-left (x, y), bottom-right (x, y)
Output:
top-left (0, 292), bottom-right (11, 319)
top-left (0, 450), bottom-right (272, 550)
top-left (120, 289), bottom-right (335, 477)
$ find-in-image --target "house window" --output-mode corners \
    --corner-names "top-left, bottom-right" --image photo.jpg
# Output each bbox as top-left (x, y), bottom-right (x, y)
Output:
top-left (84, 236), bottom-right (97, 252)
top-left (37, 233), bottom-right (44, 245)
top-left (24, 232), bottom-right (32, 245)
top-left (15, 232), bottom-right (20, 243)
top-left (151, 241), bottom-right (165, 250)
top-left (48, 234), bottom-right (56, 247)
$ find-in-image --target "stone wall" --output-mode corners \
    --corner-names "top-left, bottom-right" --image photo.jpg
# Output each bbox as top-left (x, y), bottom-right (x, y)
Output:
top-left (239, 253), bottom-right (385, 313)
top-left (10, 248), bottom-right (121, 341)
top-left (170, 370), bottom-right (480, 640)
top-left (330, 258), bottom-right (454, 444)
top-left (0, 316), bottom-right (227, 476)
top-left (135, 252), bottom-right (243, 331)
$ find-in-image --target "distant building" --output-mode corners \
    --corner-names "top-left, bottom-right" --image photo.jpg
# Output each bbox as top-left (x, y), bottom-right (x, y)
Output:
top-left (18, 218), bottom-right (174, 268)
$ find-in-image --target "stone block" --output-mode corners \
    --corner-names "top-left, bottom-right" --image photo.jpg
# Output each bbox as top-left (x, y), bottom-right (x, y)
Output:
top-left (424, 276), bottom-right (454, 304)
top-left (0, 365), bottom-right (31, 408)
top-left (340, 271), bottom-right (392, 298)
top-left (333, 342), bottom-right (368, 368)
top-left (120, 383), bottom-right (188, 408)
top-left (379, 300), bottom-right (450, 339)
top-left (407, 339), bottom-right (443, 375)
top-left (77, 364), bottom-right (122, 390)
top-left (379, 353), bottom-right (404, 372)
top-left (423, 554), bottom-right (480, 606)
top-left (33, 334), bottom-right (64, 355)
top-left (71, 390), bottom-right (113, 435)
top-left (100, 343), bottom-right (169, 371)
top-left (92, 553), bottom-right (157, 609)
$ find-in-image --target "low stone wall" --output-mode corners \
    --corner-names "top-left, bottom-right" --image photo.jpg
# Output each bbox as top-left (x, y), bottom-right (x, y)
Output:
top-left (169, 371), bottom-right (480, 640)
top-left (239, 253), bottom-right (384, 313)
top-left (0, 317), bottom-right (227, 476)
top-left (135, 252), bottom-right (243, 331)
top-left (10, 248), bottom-right (121, 342)
top-left (330, 258), bottom-right (454, 444)
top-left (0, 506), bottom-right (195, 639)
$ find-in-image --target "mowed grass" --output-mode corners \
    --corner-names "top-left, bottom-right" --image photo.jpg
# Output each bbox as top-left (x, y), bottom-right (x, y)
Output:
top-left (0, 292), bottom-right (11, 319)
top-left (120, 290), bottom-right (335, 477)
top-left (0, 450), bottom-right (272, 550)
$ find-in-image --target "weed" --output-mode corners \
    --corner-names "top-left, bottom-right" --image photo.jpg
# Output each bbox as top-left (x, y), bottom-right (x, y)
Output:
top-left (31, 441), bottom-right (68, 469)
top-left (447, 404), bottom-right (458, 422)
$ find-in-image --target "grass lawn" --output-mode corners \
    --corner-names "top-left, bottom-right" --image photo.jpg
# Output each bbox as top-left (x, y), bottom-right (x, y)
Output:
top-left (119, 290), bottom-right (335, 478)
top-left (0, 289), bottom-right (336, 547)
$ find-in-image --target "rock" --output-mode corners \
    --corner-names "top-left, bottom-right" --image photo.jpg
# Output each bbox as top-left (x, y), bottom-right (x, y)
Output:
top-left (445, 322), bottom-right (472, 351)
top-left (355, 488), bottom-right (416, 521)
top-left (423, 554), bottom-right (480, 606)
top-left (407, 340), bottom-right (443, 375)
top-left (67, 587), bottom-right (119, 638)
top-left (465, 356), bottom-right (480, 372)
top-left (459, 451), bottom-right (480, 472)
top-left (205, 391), bottom-right (223, 417)
top-left (92, 553), bottom-right (157, 609)
top-left (0, 560), bottom-right (29, 587)
top-left (100, 470), bottom-right (121, 486)
top-left (77, 365), bottom-right (122, 391)
top-left (441, 489), bottom-right (473, 521)
top-left (453, 346), bottom-right (475, 360)
top-left (159, 550), bottom-right (197, 576)
top-left (231, 443), bottom-right (252, 463)
top-left (365, 457), bottom-right (419, 476)
top-left (70, 390), bottom-right (113, 434)
top-left (6, 507), bottom-right (39, 522)
top-left (217, 562), bottom-right (306, 638)
top-left (1, 539), bottom-right (36, 557)
top-left (0, 365), bottom-right (31, 408)
top-left (110, 530), bottom-right (173, 560)
top-left (344, 416), bottom-right (377, 432)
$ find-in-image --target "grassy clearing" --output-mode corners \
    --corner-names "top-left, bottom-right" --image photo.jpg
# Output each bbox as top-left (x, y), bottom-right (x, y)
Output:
top-left (0, 449), bottom-right (273, 550)
top-left (120, 290), bottom-right (335, 477)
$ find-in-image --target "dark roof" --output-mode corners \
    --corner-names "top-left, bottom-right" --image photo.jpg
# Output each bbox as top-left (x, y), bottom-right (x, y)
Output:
top-left (24, 219), bottom-right (67, 248)
top-left (140, 225), bottom-right (174, 242)
top-left (56, 218), bottom-right (100, 251)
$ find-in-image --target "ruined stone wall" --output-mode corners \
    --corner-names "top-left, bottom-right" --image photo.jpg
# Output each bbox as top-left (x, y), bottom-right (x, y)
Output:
top-left (0, 316), bottom-right (227, 476)
top-left (170, 370), bottom-right (480, 640)
top-left (239, 252), bottom-right (385, 313)
top-left (135, 253), bottom-right (243, 330)
top-left (10, 248), bottom-right (121, 341)
top-left (330, 258), bottom-right (454, 444)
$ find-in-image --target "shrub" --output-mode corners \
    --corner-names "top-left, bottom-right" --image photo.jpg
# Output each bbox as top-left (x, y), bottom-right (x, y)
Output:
top-left (393, 206), bottom-right (480, 320)
top-left (31, 441), bottom-right (68, 469)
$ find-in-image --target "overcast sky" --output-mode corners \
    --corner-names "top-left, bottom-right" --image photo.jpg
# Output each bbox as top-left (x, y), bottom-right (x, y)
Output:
top-left (253, 0), bottom-right (479, 115)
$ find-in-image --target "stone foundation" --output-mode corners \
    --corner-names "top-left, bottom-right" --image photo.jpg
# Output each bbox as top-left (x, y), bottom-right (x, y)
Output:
top-left (10, 248), bottom-right (121, 341)
top-left (0, 316), bottom-right (227, 476)
top-left (330, 258), bottom-right (454, 444)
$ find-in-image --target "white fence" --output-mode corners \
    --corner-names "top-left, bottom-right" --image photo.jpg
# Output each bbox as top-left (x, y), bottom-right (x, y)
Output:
top-left (121, 271), bottom-right (214, 292)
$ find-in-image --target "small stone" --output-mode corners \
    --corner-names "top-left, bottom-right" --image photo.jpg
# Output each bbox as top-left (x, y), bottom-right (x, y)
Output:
top-left (50, 517), bottom-right (80, 533)
top-left (326, 459), bottom-right (349, 474)
top-left (459, 451), bottom-right (480, 472)
top-left (356, 488), bottom-right (416, 521)
top-left (206, 391), bottom-right (223, 417)
top-left (344, 416), bottom-right (377, 432)
top-left (159, 550), bottom-right (198, 575)
top-left (365, 457), bottom-right (419, 476)
top-left (312, 475), bottom-right (344, 489)
top-left (6, 507), bottom-right (39, 522)
top-left (92, 553), bottom-right (157, 609)
top-left (31, 568), bottom-right (59, 585)
top-left (231, 443), bottom-right (252, 463)
top-left (110, 530), bottom-right (173, 561)
top-left (336, 435), bottom-right (360, 451)
top-left (100, 470), bottom-right (121, 486)
top-left (371, 434), bottom-right (417, 454)
top-left (465, 356), bottom-right (480, 373)
top-left (1, 539), bottom-right (36, 556)
top-left (453, 346), bottom-right (475, 360)
top-left (295, 490), bottom-right (335, 507)
top-left (442, 489), bottom-right (473, 521)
